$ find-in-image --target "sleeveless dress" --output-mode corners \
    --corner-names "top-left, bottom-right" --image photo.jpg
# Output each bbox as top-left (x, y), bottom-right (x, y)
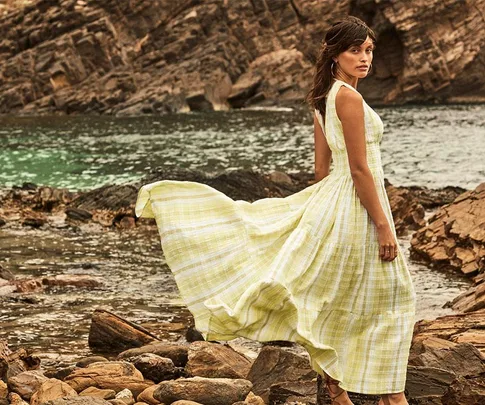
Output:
top-left (135, 79), bottom-right (416, 395)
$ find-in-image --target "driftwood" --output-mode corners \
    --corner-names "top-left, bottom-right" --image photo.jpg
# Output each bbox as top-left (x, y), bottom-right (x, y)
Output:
top-left (0, 340), bottom-right (40, 381)
top-left (88, 309), bottom-right (160, 353)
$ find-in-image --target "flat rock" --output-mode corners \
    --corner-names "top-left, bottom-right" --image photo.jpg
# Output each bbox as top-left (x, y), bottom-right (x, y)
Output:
top-left (185, 341), bottom-right (252, 379)
top-left (118, 343), bottom-right (188, 368)
top-left (153, 376), bottom-right (252, 405)
top-left (79, 387), bottom-right (116, 400)
top-left (64, 361), bottom-right (153, 397)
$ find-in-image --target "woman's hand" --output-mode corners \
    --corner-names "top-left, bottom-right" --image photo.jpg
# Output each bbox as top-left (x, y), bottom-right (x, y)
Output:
top-left (377, 224), bottom-right (398, 261)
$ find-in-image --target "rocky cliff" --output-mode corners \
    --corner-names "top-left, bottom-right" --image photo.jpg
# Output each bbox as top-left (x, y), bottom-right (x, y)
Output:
top-left (0, 0), bottom-right (483, 116)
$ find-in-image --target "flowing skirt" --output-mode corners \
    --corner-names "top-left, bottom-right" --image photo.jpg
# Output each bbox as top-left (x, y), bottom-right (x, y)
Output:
top-left (135, 171), bottom-right (416, 394)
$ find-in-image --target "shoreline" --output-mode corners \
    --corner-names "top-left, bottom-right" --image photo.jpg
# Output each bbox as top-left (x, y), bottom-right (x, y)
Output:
top-left (1, 169), bottom-right (484, 403)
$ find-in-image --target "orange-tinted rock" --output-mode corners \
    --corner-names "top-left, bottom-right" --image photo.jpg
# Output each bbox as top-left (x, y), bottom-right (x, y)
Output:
top-left (411, 182), bottom-right (485, 275)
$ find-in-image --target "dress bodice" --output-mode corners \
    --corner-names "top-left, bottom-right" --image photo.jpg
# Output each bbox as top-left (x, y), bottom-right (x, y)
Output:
top-left (314, 79), bottom-right (385, 176)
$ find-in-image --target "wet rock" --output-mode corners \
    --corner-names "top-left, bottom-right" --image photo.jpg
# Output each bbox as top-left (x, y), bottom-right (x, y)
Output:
top-left (126, 353), bottom-right (177, 383)
top-left (88, 309), bottom-right (160, 353)
top-left (117, 216), bottom-right (136, 229)
top-left (79, 387), bottom-right (116, 400)
top-left (43, 396), bottom-right (112, 405)
top-left (118, 343), bottom-right (188, 368)
top-left (185, 326), bottom-right (205, 343)
top-left (0, 265), bottom-right (14, 281)
top-left (7, 370), bottom-right (48, 400)
top-left (22, 216), bottom-right (46, 228)
top-left (136, 386), bottom-right (158, 405)
top-left (12, 278), bottom-right (44, 294)
top-left (30, 378), bottom-right (78, 405)
top-left (114, 388), bottom-right (134, 405)
top-left (0, 340), bottom-right (41, 380)
top-left (37, 186), bottom-right (75, 211)
top-left (42, 275), bottom-right (103, 289)
top-left (64, 361), bottom-right (153, 397)
top-left (246, 345), bottom-right (317, 403)
top-left (153, 376), bottom-right (253, 405)
top-left (0, 280), bottom-right (16, 296)
top-left (268, 171), bottom-right (293, 188)
top-left (410, 182), bottom-right (485, 275)
top-left (66, 208), bottom-right (93, 222)
top-left (185, 341), bottom-right (252, 379)
top-left (76, 357), bottom-right (109, 368)
top-left (0, 278), bottom-right (44, 296)
top-left (72, 185), bottom-right (138, 212)
top-left (407, 185), bottom-right (468, 209)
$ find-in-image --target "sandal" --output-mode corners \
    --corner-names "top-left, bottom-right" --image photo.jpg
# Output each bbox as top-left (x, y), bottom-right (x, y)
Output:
top-left (323, 373), bottom-right (351, 404)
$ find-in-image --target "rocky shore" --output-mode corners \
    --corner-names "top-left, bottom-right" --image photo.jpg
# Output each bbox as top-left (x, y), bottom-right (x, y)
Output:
top-left (1, 169), bottom-right (485, 404)
top-left (0, 0), bottom-right (483, 116)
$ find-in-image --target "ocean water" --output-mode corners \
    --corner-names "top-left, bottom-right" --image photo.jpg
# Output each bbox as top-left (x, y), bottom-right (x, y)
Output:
top-left (0, 103), bottom-right (483, 192)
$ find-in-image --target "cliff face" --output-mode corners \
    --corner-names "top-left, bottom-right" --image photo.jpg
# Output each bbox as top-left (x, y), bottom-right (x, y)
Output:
top-left (0, 0), bottom-right (483, 115)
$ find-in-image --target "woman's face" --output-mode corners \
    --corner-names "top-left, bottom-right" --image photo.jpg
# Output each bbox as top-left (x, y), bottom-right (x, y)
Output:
top-left (334, 35), bottom-right (374, 79)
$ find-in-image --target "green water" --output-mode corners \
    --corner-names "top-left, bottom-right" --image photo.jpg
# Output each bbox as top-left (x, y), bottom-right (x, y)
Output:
top-left (1, 104), bottom-right (484, 191)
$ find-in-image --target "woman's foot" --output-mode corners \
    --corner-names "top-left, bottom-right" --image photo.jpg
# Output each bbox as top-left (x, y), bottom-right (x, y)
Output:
top-left (378, 392), bottom-right (409, 405)
top-left (323, 373), bottom-right (354, 405)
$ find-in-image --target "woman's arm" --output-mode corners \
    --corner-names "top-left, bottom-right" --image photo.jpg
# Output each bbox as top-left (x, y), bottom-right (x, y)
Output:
top-left (314, 112), bottom-right (332, 182)
top-left (335, 87), bottom-right (389, 230)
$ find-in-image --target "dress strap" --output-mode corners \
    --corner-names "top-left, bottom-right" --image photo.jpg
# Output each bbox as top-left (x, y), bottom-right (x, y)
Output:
top-left (333, 79), bottom-right (360, 95)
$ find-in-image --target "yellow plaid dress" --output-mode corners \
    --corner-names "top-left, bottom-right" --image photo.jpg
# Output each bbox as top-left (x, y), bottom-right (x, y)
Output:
top-left (135, 79), bottom-right (416, 395)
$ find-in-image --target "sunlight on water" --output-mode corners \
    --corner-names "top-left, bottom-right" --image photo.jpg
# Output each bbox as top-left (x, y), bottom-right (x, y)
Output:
top-left (0, 104), bottom-right (484, 192)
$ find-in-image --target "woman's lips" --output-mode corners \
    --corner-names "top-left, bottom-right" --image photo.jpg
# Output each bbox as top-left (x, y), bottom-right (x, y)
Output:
top-left (357, 66), bottom-right (368, 70)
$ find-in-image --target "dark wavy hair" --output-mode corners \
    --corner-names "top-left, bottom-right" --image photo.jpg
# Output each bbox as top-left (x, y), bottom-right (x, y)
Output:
top-left (305, 16), bottom-right (376, 124)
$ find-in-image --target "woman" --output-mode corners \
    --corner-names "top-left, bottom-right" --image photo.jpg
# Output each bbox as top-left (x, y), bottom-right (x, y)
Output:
top-left (135, 15), bottom-right (415, 405)
top-left (306, 16), bottom-right (416, 405)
